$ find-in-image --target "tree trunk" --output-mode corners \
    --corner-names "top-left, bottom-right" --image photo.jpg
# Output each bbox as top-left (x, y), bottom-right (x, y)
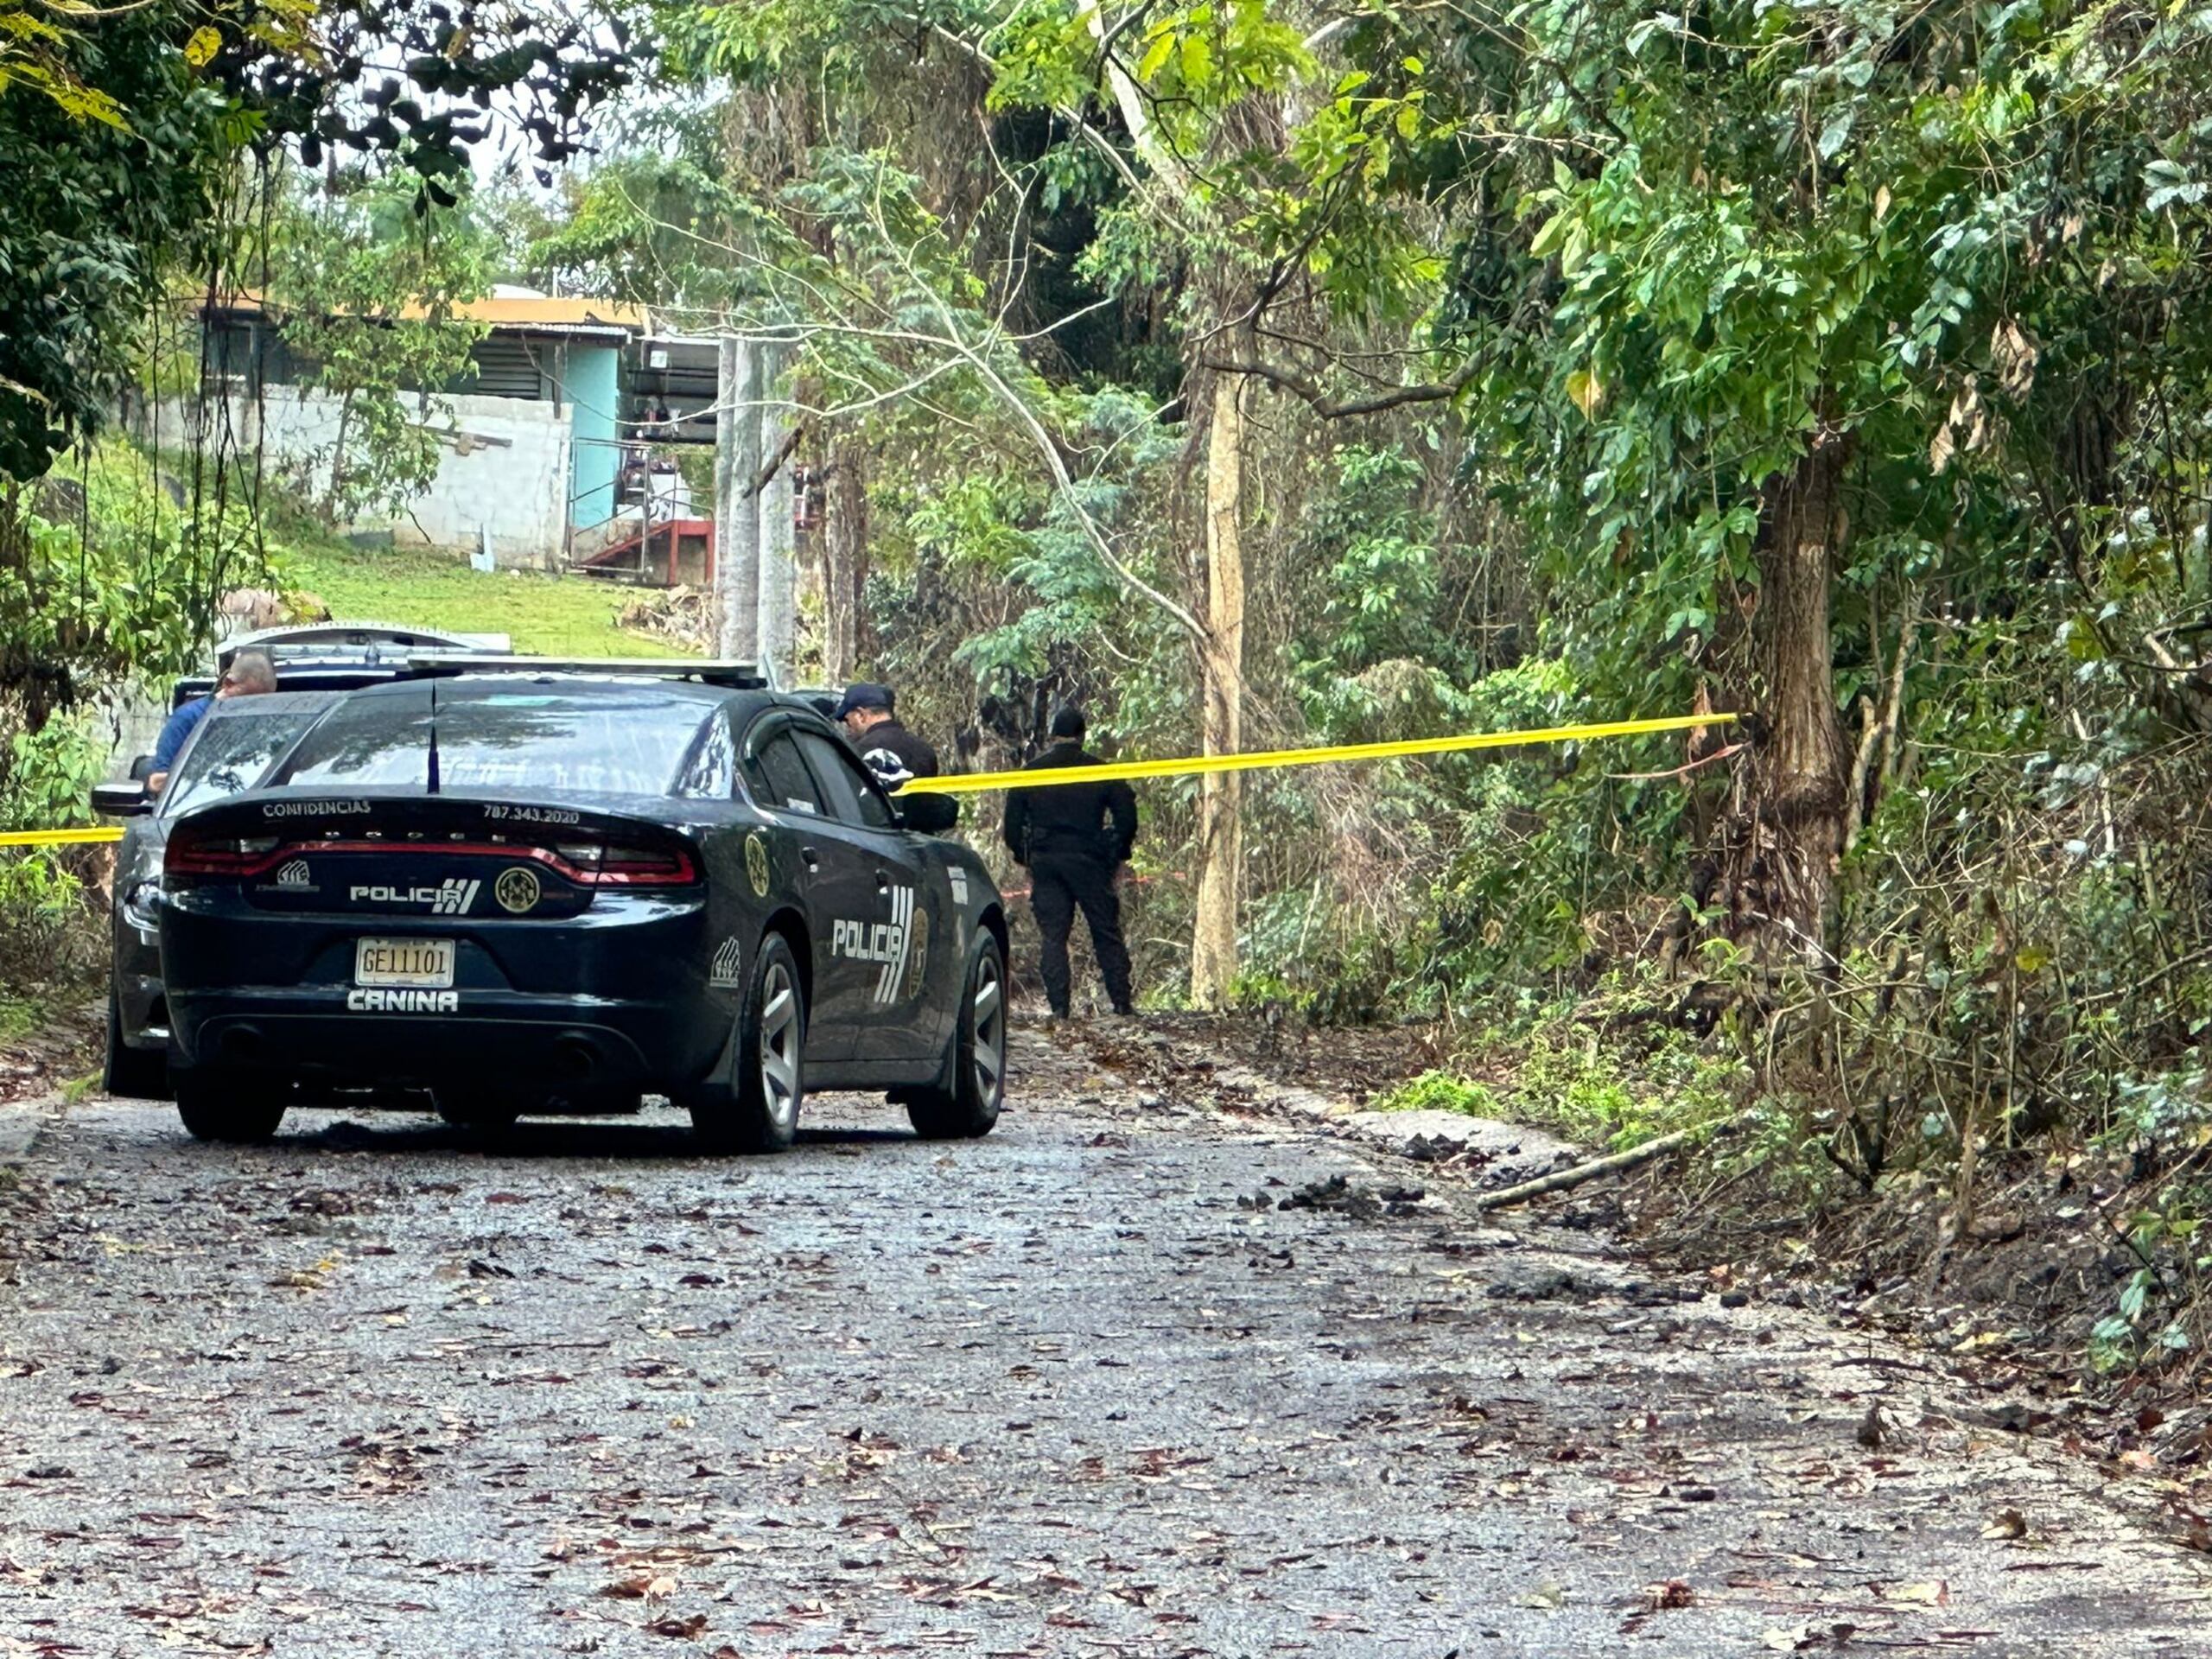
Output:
top-left (821, 436), bottom-right (870, 684)
top-left (715, 337), bottom-right (762, 661)
top-left (1737, 434), bottom-right (1851, 965)
top-left (757, 343), bottom-right (798, 685)
top-left (323, 391), bottom-right (354, 522)
top-left (1190, 380), bottom-right (1248, 1008)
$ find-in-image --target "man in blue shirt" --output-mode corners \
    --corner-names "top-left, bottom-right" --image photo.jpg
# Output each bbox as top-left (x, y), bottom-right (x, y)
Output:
top-left (147, 648), bottom-right (278, 794)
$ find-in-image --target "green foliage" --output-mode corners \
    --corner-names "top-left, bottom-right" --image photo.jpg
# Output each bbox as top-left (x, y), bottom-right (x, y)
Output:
top-left (0, 3), bottom-right (234, 479)
top-left (0, 440), bottom-right (257, 766)
top-left (1372, 1071), bottom-right (1500, 1117)
top-left (2088, 1192), bottom-right (2205, 1375)
top-left (0, 0), bottom-right (129, 128)
top-left (385, 3), bottom-right (2212, 1388)
top-left (1300, 446), bottom-right (1450, 674)
top-left (0, 988), bottom-right (48, 1047)
top-left (1505, 1009), bottom-right (1749, 1151)
top-left (0, 713), bottom-right (104, 992)
top-left (1363, 1006), bottom-right (1748, 1147)
top-left (3, 715), bottom-right (105, 835)
top-left (0, 847), bottom-right (92, 990)
top-left (950, 387), bottom-right (1184, 686)
top-left (525, 151), bottom-right (759, 306)
top-left (269, 174), bottom-right (492, 523)
top-left (0, 1), bottom-right (631, 482)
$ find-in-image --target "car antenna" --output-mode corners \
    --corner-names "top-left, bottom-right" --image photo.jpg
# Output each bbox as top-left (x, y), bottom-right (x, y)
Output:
top-left (426, 674), bottom-right (442, 796)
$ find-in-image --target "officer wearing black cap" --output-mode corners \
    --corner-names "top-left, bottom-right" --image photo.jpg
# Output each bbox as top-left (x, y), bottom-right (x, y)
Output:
top-left (1003, 704), bottom-right (1137, 1018)
top-left (834, 682), bottom-right (940, 791)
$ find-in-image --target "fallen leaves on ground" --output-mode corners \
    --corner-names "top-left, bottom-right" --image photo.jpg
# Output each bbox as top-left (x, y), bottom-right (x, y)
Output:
top-left (1982, 1508), bottom-right (2028, 1541)
top-left (601, 1573), bottom-right (678, 1600)
top-left (271, 1254), bottom-right (340, 1290)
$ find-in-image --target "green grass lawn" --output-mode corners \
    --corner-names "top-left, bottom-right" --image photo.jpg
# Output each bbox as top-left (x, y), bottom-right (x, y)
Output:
top-left (275, 542), bottom-right (694, 659)
top-left (74, 439), bottom-right (690, 659)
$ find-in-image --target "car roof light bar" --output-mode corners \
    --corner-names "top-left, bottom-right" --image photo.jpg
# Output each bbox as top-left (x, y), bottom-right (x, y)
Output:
top-left (220, 624), bottom-right (513, 664)
top-left (399, 653), bottom-right (774, 690)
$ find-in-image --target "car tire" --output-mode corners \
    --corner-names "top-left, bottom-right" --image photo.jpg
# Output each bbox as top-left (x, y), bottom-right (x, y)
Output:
top-left (907, 931), bottom-right (1007, 1141)
top-left (693, 931), bottom-right (804, 1154)
top-left (174, 1071), bottom-right (288, 1144)
top-left (103, 985), bottom-right (168, 1101)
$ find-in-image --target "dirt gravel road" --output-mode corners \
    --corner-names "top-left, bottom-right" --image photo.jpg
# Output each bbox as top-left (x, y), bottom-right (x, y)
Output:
top-left (2, 1029), bottom-right (2204, 1656)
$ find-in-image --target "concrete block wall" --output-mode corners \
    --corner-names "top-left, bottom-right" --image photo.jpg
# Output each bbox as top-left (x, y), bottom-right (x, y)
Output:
top-left (147, 387), bottom-right (573, 569)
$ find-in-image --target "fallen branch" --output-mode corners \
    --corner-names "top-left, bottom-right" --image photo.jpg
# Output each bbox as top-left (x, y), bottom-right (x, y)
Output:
top-left (1471, 1113), bottom-right (1750, 1211)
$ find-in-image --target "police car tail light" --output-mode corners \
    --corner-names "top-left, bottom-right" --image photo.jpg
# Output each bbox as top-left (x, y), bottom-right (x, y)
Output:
top-left (547, 838), bottom-right (693, 886)
top-left (166, 836), bottom-right (281, 876)
top-left (593, 842), bottom-right (696, 886)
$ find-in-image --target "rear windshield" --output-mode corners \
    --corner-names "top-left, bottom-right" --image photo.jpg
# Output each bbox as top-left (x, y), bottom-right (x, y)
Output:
top-left (267, 691), bottom-right (709, 797)
top-left (162, 702), bottom-right (325, 817)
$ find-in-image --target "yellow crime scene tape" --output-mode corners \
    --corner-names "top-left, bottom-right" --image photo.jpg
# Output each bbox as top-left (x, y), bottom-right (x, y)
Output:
top-left (0, 714), bottom-right (1734, 842)
top-left (0, 825), bottom-right (125, 849)
top-left (899, 712), bottom-right (1737, 797)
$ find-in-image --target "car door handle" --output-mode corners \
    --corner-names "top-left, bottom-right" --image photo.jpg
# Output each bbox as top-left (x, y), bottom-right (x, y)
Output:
top-left (874, 870), bottom-right (892, 891)
top-left (800, 845), bottom-right (821, 872)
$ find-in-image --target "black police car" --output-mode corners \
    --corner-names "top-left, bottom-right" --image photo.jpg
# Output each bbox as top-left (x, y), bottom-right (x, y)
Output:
top-left (103, 658), bottom-right (1008, 1153)
top-left (93, 624), bottom-right (515, 1100)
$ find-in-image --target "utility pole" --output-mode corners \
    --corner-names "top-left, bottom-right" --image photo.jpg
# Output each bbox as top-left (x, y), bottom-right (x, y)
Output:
top-left (713, 336), bottom-right (762, 662)
top-left (756, 340), bottom-right (797, 688)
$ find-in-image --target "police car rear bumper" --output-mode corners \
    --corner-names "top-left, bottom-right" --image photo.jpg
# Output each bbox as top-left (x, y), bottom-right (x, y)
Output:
top-left (158, 881), bottom-right (728, 1091)
top-left (166, 984), bottom-right (721, 1092)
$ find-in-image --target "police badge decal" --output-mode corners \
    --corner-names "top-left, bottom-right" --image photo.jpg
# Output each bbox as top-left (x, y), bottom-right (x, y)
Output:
top-left (744, 832), bottom-right (771, 898)
top-left (495, 867), bottom-right (542, 913)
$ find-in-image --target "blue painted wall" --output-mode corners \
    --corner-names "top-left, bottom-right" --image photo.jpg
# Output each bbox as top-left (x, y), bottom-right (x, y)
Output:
top-left (567, 342), bottom-right (622, 531)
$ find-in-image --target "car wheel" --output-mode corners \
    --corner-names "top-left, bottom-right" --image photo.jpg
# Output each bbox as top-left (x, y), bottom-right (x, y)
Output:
top-left (693, 931), bottom-right (804, 1154)
top-left (907, 931), bottom-right (1007, 1141)
top-left (174, 1071), bottom-right (288, 1144)
top-left (103, 985), bottom-right (168, 1101)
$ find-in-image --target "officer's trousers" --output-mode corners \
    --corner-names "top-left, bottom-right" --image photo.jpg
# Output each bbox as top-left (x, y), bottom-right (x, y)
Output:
top-left (1030, 856), bottom-right (1133, 1016)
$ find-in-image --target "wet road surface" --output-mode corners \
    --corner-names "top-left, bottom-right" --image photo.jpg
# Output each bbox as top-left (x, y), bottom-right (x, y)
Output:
top-left (2, 1031), bottom-right (2206, 1656)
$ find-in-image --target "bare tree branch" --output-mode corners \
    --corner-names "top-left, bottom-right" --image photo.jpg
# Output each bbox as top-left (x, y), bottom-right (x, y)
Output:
top-left (626, 192), bottom-right (1211, 648)
top-left (874, 202), bottom-right (1212, 646)
top-left (1203, 356), bottom-right (1474, 418)
top-left (748, 423), bottom-right (803, 499)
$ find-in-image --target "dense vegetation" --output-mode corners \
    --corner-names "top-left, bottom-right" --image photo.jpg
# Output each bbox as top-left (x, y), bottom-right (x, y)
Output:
top-left (632, 0), bottom-right (2212, 1370)
top-left (9, 0), bottom-right (2212, 1371)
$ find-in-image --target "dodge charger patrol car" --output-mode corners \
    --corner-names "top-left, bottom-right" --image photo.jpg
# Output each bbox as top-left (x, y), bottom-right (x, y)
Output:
top-left (94, 624), bottom-right (514, 1100)
top-left (93, 658), bottom-right (1007, 1154)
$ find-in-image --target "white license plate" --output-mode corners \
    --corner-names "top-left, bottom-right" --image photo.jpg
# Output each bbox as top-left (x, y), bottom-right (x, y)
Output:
top-left (355, 938), bottom-right (455, 989)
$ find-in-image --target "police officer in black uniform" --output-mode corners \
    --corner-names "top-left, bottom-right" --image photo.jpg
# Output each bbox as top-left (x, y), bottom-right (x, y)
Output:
top-left (835, 682), bottom-right (957, 832)
top-left (835, 682), bottom-right (938, 786)
top-left (1003, 704), bottom-right (1137, 1018)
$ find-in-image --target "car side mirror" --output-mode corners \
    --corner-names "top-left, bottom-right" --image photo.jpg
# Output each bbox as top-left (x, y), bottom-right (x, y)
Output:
top-left (894, 792), bottom-right (960, 835)
top-left (91, 780), bottom-right (150, 817)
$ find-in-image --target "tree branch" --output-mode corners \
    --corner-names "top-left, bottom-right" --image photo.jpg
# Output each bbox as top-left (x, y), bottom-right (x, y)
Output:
top-left (1472, 1114), bottom-right (1750, 1211)
top-left (918, 16), bottom-right (1197, 235)
top-left (1203, 356), bottom-right (1474, 418)
top-left (747, 423), bottom-right (802, 499)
